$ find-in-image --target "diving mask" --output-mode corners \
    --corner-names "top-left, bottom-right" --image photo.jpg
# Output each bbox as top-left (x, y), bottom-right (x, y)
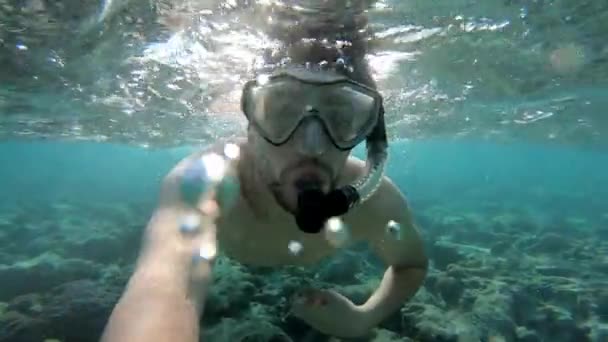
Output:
top-left (241, 67), bottom-right (383, 150)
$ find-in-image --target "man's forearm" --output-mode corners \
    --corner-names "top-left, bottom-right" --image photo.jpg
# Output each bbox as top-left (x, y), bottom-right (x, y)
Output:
top-left (101, 204), bottom-right (213, 342)
top-left (358, 265), bottom-right (427, 328)
top-left (101, 226), bottom-right (212, 342)
top-left (101, 262), bottom-right (204, 342)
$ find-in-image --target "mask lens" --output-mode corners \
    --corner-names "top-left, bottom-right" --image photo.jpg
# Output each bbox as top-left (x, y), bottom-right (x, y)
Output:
top-left (320, 84), bottom-right (379, 148)
top-left (246, 80), bottom-right (305, 143)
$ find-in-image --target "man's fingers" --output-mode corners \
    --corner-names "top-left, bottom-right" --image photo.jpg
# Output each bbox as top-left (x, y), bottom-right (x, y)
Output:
top-left (178, 212), bottom-right (218, 305)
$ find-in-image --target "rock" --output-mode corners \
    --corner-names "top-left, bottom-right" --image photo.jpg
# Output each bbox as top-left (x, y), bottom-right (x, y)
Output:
top-left (591, 325), bottom-right (608, 342)
top-left (65, 235), bottom-right (124, 263)
top-left (429, 243), bottom-right (464, 270)
top-left (529, 233), bottom-right (572, 254)
top-left (511, 286), bottom-right (541, 326)
top-left (491, 240), bottom-right (512, 255)
top-left (596, 226), bottom-right (608, 240)
top-left (437, 215), bottom-right (467, 231)
top-left (535, 265), bottom-right (578, 277)
top-left (0, 311), bottom-right (48, 342)
top-left (452, 230), bottom-right (498, 245)
top-left (596, 292), bottom-right (608, 321)
top-left (0, 253), bottom-right (98, 300)
top-left (369, 328), bottom-right (410, 342)
top-left (468, 285), bottom-right (517, 340)
top-left (551, 287), bottom-right (585, 312)
top-left (316, 250), bottom-right (362, 284)
top-left (423, 273), bottom-right (438, 290)
top-left (205, 258), bottom-right (257, 321)
top-left (43, 279), bottom-right (121, 342)
top-left (446, 264), bottom-right (467, 278)
top-left (516, 326), bottom-right (540, 342)
top-left (534, 305), bottom-right (591, 342)
top-left (490, 213), bottom-right (521, 233)
top-left (6, 294), bottom-right (43, 316)
top-left (434, 276), bottom-right (464, 307)
top-left (591, 261), bottom-right (608, 275)
top-left (203, 317), bottom-right (290, 342)
top-left (564, 217), bottom-right (589, 231)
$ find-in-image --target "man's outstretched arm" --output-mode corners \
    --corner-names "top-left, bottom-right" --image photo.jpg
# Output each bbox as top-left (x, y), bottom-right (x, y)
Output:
top-left (359, 178), bottom-right (428, 328)
top-left (101, 154), bottom-right (218, 342)
top-left (100, 207), bottom-right (206, 342)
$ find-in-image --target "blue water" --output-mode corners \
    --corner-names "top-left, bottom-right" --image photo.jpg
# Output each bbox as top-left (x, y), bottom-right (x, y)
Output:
top-left (1, 139), bottom-right (607, 341)
top-left (3, 0), bottom-right (608, 339)
top-left (1, 139), bottom-right (605, 220)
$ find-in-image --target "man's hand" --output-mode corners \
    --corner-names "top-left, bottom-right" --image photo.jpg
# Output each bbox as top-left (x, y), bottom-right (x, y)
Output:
top-left (290, 289), bottom-right (372, 338)
top-left (137, 143), bottom-right (241, 300)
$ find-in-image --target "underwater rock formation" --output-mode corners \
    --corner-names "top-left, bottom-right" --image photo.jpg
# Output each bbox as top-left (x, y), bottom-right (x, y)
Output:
top-left (0, 199), bottom-right (605, 341)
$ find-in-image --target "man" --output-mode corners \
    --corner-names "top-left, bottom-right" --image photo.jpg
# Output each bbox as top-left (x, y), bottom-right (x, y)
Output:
top-left (102, 40), bottom-right (428, 341)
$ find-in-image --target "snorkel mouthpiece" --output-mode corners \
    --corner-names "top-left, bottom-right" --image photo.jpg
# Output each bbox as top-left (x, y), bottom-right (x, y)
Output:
top-left (295, 189), bottom-right (326, 233)
top-left (295, 186), bottom-right (360, 233)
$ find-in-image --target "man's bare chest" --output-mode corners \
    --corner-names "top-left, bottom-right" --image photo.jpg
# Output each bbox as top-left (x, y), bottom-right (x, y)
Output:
top-left (216, 216), bottom-right (339, 267)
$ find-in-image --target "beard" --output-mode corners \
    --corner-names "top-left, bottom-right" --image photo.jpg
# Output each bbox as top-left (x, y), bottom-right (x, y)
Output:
top-left (268, 159), bottom-right (336, 215)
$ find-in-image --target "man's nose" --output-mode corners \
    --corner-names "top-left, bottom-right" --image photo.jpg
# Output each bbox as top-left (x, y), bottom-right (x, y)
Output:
top-left (293, 118), bottom-right (331, 157)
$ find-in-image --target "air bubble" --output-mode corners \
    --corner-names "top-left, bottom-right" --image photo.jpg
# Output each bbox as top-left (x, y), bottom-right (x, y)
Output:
top-left (288, 240), bottom-right (303, 256)
top-left (194, 241), bottom-right (217, 262)
top-left (223, 143), bottom-right (240, 160)
top-left (180, 213), bottom-right (201, 234)
top-left (324, 217), bottom-right (350, 247)
top-left (386, 220), bottom-right (402, 240)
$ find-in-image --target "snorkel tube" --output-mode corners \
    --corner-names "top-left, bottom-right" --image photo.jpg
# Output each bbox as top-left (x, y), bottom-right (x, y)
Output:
top-left (295, 106), bottom-right (388, 233)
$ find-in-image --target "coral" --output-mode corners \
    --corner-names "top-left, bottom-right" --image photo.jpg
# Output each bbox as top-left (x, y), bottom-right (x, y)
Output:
top-left (0, 189), bottom-right (604, 342)
top-left (0, 253), bottom-right (98, 300)
top-left (204, 257), bottom-right (258, 322)
top-left (42, 279), bottom-right (121, 342)
top-left (428, 242), bottom-right (465, 270)
top-left (204, 317), bottom-right (292, 342)
top-left (6, 293), bottom-right (44, 316)
top-left (369, 329), bottom-right (412, 342)
top-left (528, 233), bottom-right (573, 254)
top-left (203, 303), bottom-right (292, 342)
top-left (434, 275), bottom-right (464, 307)
top-left (315, 249), bottom-right (367, 285)
top-left (596, 291), bottom-right (608, 320)
top-left (0, 310), bottom-right (48, 342)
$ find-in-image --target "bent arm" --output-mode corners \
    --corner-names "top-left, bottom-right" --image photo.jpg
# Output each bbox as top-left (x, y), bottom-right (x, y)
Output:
top-left (358, 179), bottom-right (428, 328)
top-left (359, 264), bottom-right (426, 327)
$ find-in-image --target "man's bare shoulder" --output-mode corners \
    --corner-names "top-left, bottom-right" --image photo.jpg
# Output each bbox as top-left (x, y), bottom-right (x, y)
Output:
top-left (344, 157), bottom-right (411, 214)
top-left (344, 158), bottom-right (427, 268)
top-left (343, 157), bottom-right (414, 235)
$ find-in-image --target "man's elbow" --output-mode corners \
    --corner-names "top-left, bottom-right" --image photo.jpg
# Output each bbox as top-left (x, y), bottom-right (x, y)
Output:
top-left (395, 245), bottom-right (429, 273)
top-left (393, 253), bottom-right (428, 281)
top-left (394, 262), bottom-right (427, 278)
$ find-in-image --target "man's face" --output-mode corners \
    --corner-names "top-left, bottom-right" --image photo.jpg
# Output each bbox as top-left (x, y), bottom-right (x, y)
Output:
top-left (250, 118), bottom-right (350, 214)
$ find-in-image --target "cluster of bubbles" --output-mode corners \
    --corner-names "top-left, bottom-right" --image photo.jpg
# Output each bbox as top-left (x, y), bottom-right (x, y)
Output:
top-left (288, 218), bottom-right (403, 257)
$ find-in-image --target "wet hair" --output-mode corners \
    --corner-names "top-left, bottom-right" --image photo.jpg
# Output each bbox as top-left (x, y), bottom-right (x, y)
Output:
top-left (252, 8), bottom-right (377, 89)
